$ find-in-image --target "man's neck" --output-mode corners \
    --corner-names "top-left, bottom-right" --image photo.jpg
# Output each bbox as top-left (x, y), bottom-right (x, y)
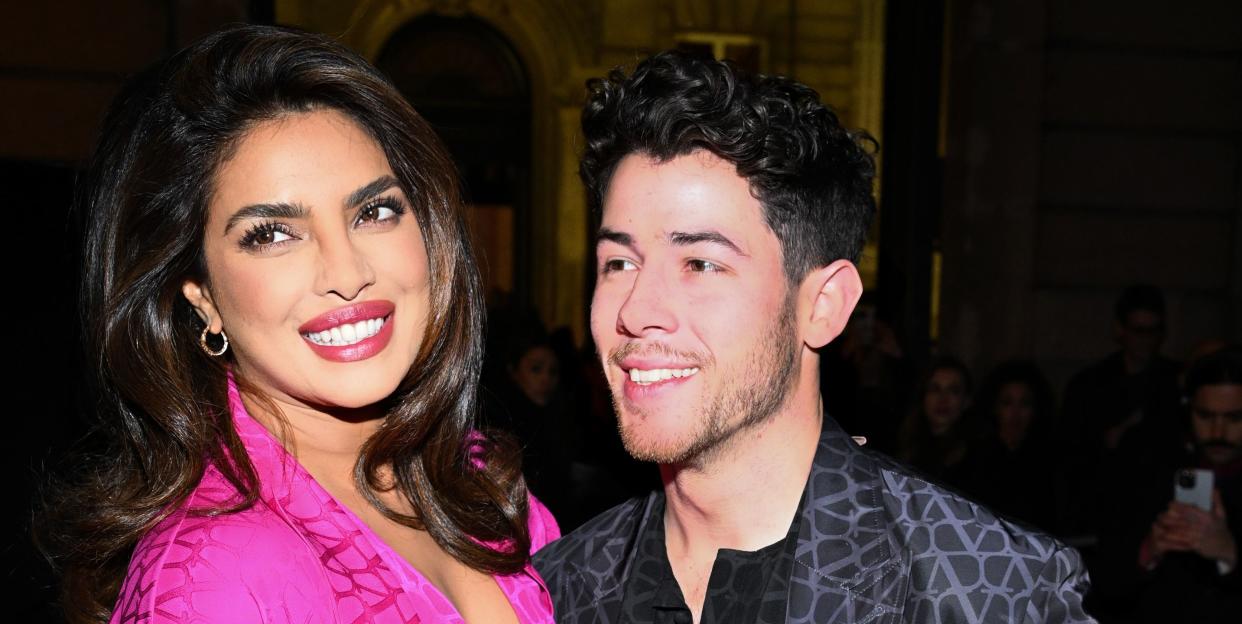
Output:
top-left (659, 373), bottom-right (824, 621)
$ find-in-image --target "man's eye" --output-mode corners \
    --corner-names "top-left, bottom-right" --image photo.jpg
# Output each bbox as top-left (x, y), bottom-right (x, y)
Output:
top-left (687, 259), bottom-right (722, 272)
top-left (602, 258), bottom-right (637, 273)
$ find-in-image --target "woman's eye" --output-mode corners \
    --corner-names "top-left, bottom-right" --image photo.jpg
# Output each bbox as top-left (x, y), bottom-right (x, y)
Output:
top-left (357, 198), bottom-right (405, 225)
top-left (687, 259), bottom-right (722, 272)
top-left (602, 258), bottom-right (637, 274)
top-left (239, 223), bottom-right (295, 250)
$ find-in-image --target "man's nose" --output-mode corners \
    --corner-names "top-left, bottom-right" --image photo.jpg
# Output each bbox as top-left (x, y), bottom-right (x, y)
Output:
top-left (616, 267), bottom-right (677, 337)
top-left (1208, 415), bottom-right (1226, 439)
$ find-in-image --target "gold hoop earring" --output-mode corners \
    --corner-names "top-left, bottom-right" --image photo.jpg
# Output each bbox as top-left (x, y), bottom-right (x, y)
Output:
top-left (199, 327), bottom-right (229, 357)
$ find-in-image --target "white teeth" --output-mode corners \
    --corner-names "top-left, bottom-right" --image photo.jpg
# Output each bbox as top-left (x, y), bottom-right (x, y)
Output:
top-left (628, 367), bottom-right (699, 384)
top-left (303, 317), bottom-right (386, 347)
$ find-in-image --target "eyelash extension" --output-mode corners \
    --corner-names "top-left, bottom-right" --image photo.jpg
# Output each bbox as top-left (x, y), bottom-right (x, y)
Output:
top-left (237, 195), bottom-right (408, 251)
top-left (238, 220), bottom-right (296, 250)
top-left (356, 195), bottom-right (408, 225)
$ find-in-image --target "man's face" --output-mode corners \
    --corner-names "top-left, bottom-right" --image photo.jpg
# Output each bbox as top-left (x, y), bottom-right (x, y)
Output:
top-left (1116, 309), bottom-right (1164, 365)
top-left (1190, 383), bottom-right (1242, 466)
top-left (591, 151), bottom-right (799, 466)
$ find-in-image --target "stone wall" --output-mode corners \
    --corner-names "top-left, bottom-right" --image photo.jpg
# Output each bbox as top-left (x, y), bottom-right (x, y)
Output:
top-left (939, 0), bottom-right (1241, 388)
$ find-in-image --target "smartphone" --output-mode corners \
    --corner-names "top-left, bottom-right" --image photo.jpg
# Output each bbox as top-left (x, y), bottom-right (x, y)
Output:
top-left (1173, 468), bottom-right (1213, 511)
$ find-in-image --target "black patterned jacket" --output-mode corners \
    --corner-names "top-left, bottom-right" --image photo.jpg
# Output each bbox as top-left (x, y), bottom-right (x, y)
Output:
top-left (532, 418), bottom-right (1095, 623)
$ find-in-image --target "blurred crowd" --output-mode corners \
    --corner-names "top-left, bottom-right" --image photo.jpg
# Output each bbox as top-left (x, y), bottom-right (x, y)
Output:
top-left (483, 283), bottom-right (1239, 623)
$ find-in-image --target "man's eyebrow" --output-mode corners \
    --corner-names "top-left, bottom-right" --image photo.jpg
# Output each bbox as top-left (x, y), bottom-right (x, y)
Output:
top-left (222, 175), bottom-right (400, 235)
top-left (223, 201), bottom-right (308, 235)
top-left (344, 175), bottom-right (400, 208)
top-left (597, 227), bottom-right (633, 247)
top-left (669, 230), bottom-right (748, 256)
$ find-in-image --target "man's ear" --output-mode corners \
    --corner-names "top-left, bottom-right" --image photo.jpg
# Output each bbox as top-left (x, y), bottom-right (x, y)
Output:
top-left (797, 259), bottom-right (863, 349)
top-left (181, 278), bottom-right (223, 333)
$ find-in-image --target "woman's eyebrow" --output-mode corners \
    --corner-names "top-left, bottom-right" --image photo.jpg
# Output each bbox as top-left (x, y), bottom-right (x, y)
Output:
top-left (344, 175), bottom-right (399, 208)
top-left (223, 201), bottom-right (308, 235)
top-left (222, 175), bottom-right (400, 235)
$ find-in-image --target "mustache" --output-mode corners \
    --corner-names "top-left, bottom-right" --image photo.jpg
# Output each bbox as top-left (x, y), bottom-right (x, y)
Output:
top-left (608, 341), bottom-right (710, 368)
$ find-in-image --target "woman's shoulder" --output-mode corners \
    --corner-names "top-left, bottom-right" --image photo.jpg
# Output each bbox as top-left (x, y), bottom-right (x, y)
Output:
top-left (526, 493), bottom-right (561, 553)
top-left (112, 472), bottom-right (330, 623)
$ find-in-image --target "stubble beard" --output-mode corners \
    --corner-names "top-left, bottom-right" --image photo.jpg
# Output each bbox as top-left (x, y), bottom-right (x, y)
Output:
top-left (612, 295), bottom-right (800, 467)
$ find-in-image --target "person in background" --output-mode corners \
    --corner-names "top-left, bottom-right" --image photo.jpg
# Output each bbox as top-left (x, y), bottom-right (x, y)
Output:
top-left (1062, 284), bottom-right (1182, 456)
top-left (898, 356), bottom-right (977, 490)
top-left (819, 292), bottom-right (913, 454)
top-left (510, 339), bottom-right (562, 408)
top-left (964, 360), bottom-right (1058, 532)
top-left (1097, 346), bottom-right (1240, 623)
top-left (486, 332), bottom-right (575, 521)
top-left (1060, 284), bottom-right (1182, 541)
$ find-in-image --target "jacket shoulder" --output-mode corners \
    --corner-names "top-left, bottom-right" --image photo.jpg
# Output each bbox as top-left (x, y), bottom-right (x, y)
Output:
top-left (869, 449), bottom-right (1067, 555)
top-left (532, 492), bottom-right (653, 590)
top-left (864, 450), bottom-right (1094, 622)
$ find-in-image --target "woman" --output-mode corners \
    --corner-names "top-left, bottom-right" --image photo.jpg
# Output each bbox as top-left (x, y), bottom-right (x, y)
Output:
top-left (963, 360), bottom-right (1058, 531)
top-left (41, 25), bottom-right (557, 623)
top-left (897, 356), bottom-right (977, 489)
top-left (484, 331), bottom-right (576, 522)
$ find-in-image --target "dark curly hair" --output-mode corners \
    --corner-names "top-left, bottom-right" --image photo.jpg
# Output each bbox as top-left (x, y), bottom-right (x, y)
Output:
top-left (40, 25), bottom-right (528, 623)
top-left (1184, 346), bottom-right (1242, 398)
top-left (580, 50), bottom-right (877, 281)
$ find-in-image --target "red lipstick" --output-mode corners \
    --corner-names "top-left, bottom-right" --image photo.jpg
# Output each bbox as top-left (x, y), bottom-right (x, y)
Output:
top-left (299, 300), bottom-right (395, 363)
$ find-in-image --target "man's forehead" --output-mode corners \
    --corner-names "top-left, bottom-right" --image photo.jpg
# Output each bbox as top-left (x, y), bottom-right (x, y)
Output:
top-left (600, 153), bottom-right (771, 249)
top-left (1192, 383), bottom-right (1242, 411)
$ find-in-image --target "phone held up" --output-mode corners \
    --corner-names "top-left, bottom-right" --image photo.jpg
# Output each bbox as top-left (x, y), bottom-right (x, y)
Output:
top-left (1174, 468), bottom-right (1214, 511)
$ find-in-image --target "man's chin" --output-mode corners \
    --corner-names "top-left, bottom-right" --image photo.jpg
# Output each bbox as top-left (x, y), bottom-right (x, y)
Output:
top-left (1204, 449), bottom-right (1241, 467)
top-left (618, 416), bottom-right (712, 464)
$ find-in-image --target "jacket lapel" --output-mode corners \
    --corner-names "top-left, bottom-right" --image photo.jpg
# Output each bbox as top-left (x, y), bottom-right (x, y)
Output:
top-left (786, 419), bottom-right (909, 624)
top-left (562, 492), bottom-right (663, 622)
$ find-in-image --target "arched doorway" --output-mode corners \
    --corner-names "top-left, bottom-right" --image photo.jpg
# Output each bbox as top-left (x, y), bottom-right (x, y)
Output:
top-left (376, 15), bottom-right (532, 307)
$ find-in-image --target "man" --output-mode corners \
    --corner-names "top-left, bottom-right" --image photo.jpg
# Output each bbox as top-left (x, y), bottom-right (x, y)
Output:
top-left (1059, 284), bottom-right (1183, 540)
top-left (533, 51), bottom-right (1092, 624)
top-left (1062, 284), bottom-right (1182, 457)
top-left (1099, 347), bottom-right (1241, 623)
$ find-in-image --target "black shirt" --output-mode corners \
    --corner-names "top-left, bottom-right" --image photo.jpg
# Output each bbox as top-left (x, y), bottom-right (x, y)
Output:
top-left (620, 494), bottom-right (801, 624)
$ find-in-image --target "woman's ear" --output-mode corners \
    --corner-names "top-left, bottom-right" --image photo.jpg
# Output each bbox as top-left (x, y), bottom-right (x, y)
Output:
top-left (797, 259), bottom-right (864, 349)
top-left (181, 279), bottom-right (223, 332)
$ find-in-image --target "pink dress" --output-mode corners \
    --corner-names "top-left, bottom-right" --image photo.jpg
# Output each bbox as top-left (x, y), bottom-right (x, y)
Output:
top-left (110, 376), bottom-right (560, 623)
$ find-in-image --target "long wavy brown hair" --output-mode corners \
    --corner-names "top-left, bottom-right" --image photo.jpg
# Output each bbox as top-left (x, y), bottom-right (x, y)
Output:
top-left (39, 25), bottom-right (529, 623)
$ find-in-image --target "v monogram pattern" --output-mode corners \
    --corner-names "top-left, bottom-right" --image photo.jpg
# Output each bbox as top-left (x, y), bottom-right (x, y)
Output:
top-left (533, 419), bottom-right (1094, 623)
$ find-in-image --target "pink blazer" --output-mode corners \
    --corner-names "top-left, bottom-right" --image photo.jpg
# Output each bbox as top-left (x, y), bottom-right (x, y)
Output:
top-left (110, 376), bottom-right (560, 623)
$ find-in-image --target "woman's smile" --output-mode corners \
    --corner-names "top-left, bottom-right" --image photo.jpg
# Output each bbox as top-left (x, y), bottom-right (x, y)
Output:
top-left (299, 299), bottom-right (396, 362)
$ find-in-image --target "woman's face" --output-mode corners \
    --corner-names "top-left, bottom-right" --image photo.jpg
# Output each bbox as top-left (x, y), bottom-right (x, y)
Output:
top-left (924, 367), bottom-right (969, 435)
top-left (183, 109), bottom-right (431, 412)
top-left (995, 381), bottom-right (1035, 449)
top-left (510, 346), bottom-right (560, 407)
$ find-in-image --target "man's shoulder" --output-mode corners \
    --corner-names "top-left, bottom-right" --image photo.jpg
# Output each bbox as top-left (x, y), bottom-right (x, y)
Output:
top-left (865, 449), bottom-right (1070, 556)
top-left (854, 450), bottom-right (1094, 620)
top-left (533, 491), bottom-right (657, 581)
